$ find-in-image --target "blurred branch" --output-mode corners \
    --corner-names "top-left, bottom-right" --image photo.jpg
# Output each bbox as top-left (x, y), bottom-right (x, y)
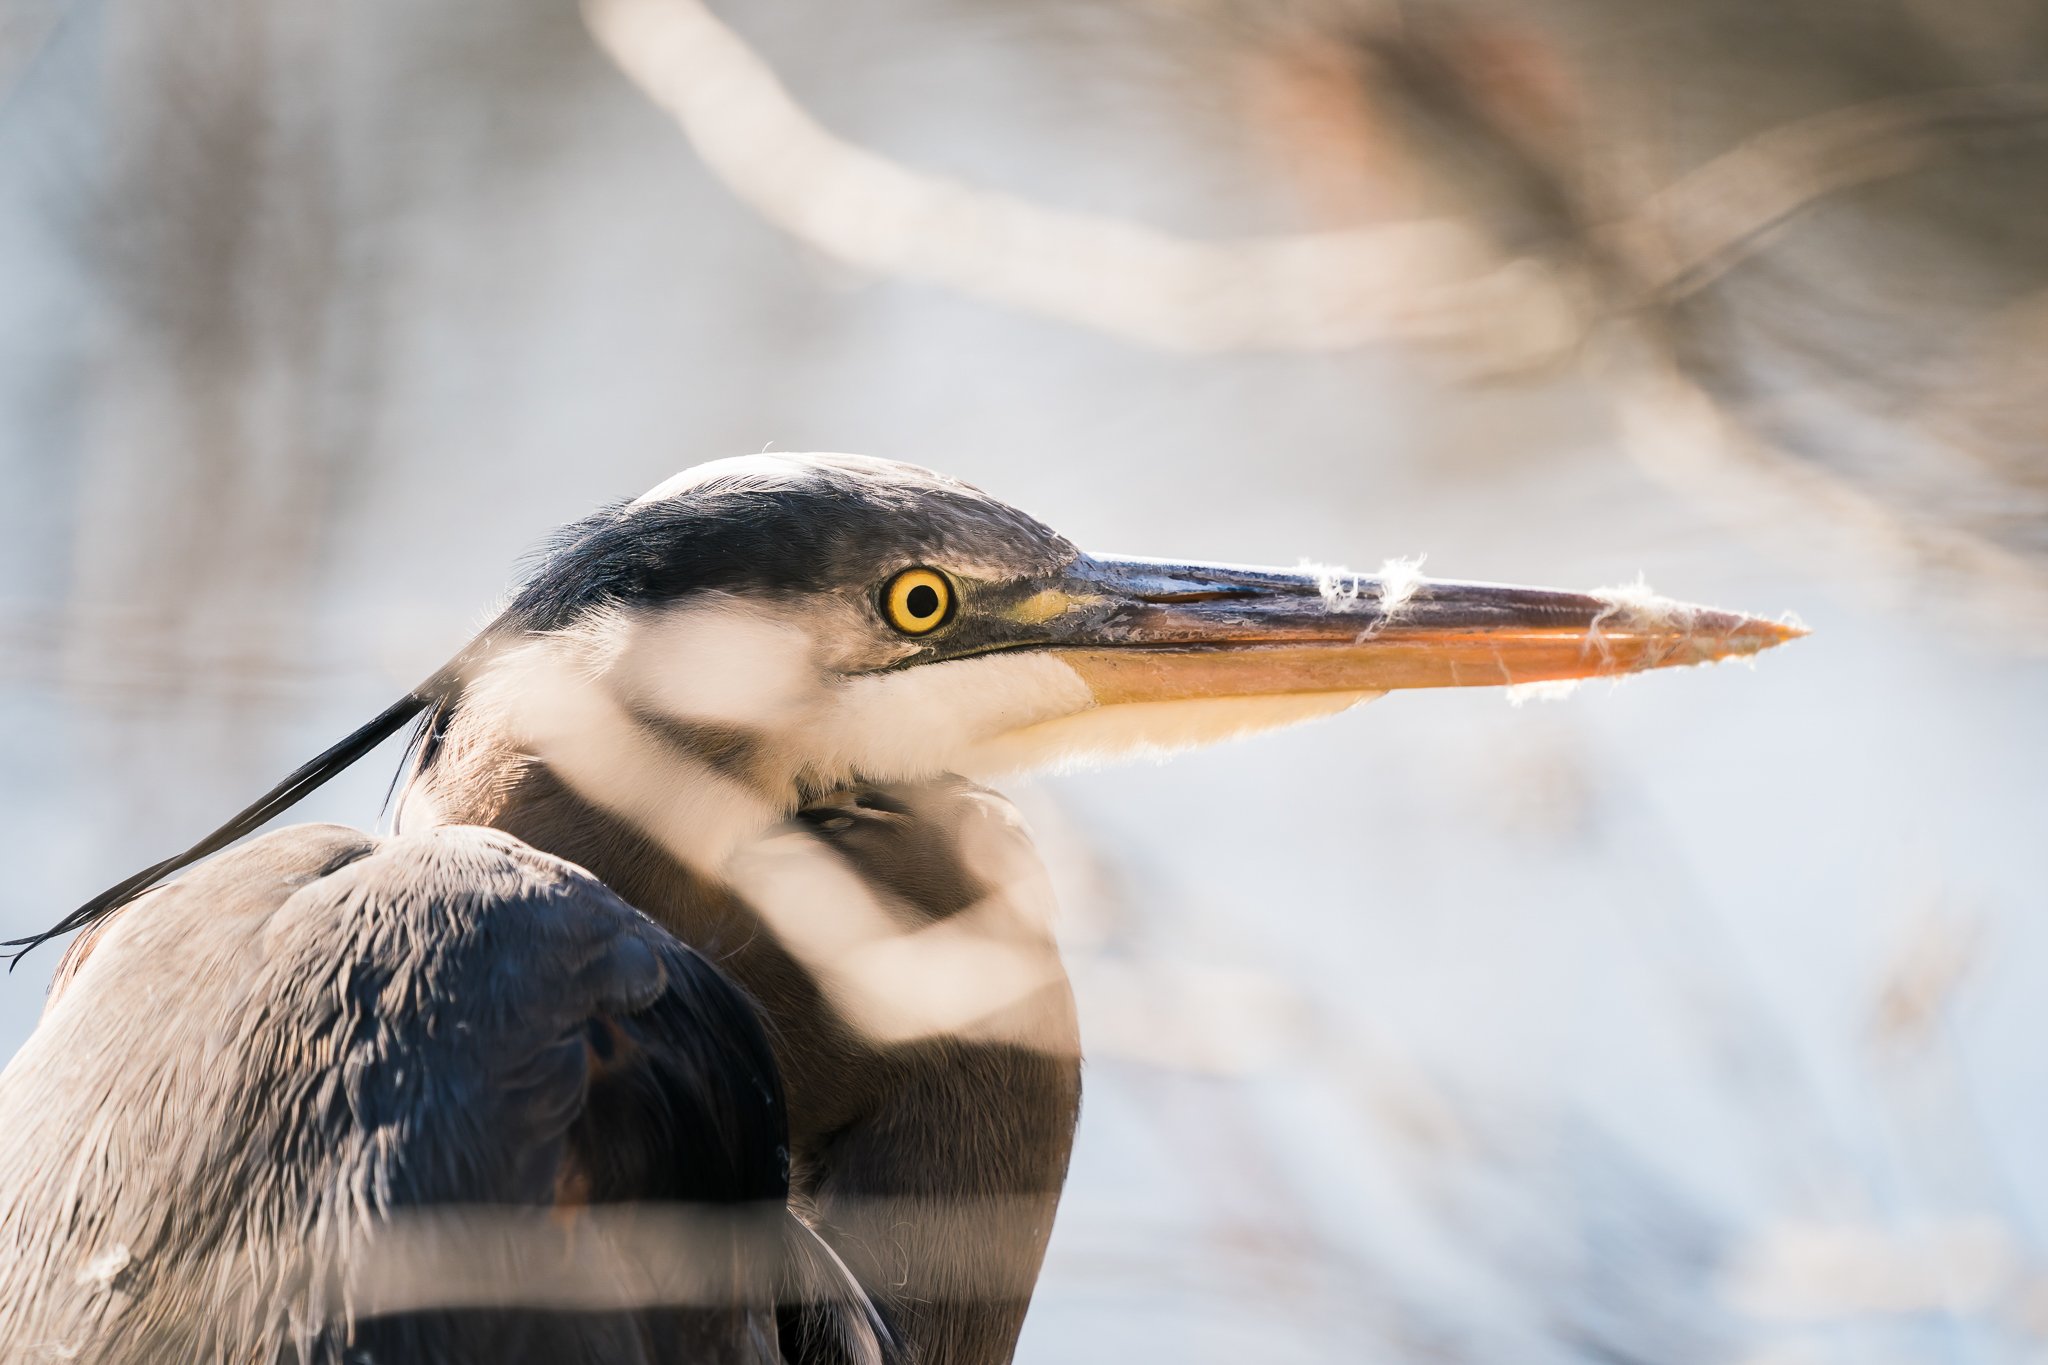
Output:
top-left (1606, 85), bottom-right (2048, 303)
top-left (581, 0), bottom-right (1571, 356)
top-left (582, 0), bottom-right (2048, 358)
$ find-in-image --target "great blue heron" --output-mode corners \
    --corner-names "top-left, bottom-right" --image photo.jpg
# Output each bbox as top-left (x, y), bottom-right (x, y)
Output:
top-left (0, 454), bottom-right (1800, 1363)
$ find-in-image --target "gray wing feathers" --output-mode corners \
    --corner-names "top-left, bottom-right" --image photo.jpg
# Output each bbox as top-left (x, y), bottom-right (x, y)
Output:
top-left (0, 823), bottom-right (837, 1364)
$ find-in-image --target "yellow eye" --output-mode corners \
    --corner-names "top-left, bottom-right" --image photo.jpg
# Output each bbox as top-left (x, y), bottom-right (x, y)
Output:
top-left (882, 568), bottom-right (954, 635)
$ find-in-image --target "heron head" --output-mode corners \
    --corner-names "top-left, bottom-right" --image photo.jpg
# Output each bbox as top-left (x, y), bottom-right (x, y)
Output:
top-left (410, 452), bottom-right (1800, 864)
top-left (16, 451), bottom-right (1803, 960)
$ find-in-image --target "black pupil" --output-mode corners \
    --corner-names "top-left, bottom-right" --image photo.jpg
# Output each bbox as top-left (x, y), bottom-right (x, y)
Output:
top-left (905, 583), bottom-right (941, 620)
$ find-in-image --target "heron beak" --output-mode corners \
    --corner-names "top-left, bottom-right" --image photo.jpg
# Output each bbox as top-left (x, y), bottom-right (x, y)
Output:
top-left (1029, 556), bottom-right (1805, 705)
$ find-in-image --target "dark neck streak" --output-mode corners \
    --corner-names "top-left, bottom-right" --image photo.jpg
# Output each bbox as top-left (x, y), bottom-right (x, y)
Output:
top-left (409, 731), bottom-right (1081, 1365)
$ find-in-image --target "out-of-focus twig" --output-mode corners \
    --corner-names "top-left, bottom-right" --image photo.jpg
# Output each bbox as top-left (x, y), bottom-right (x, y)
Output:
top-left (1605, 85), bottom-right (2048, 302)
top-left (581, 0), bottom-right (2048, 358)
top-left (581, 0), bottom-right (1558, 355)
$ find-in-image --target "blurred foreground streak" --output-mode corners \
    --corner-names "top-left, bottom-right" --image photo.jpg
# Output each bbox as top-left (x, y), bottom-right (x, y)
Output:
top-left (587, 0), bottom-right (2048, 637)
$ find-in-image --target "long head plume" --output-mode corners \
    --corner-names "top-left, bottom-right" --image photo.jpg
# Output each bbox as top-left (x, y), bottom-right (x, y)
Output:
top-left (5, 678), bottom-right (457, 968)
top-left (4, 502), bottom-right (644, 968)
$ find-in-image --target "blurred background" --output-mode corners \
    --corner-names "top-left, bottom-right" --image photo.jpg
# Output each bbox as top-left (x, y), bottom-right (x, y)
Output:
top-left (2, 0), bottom-right (2046, 1359)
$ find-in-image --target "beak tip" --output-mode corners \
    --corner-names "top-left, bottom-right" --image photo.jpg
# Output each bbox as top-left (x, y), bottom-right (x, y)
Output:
top-left (1732, 612), bottom-right (1810, 653)
top-left (1654, 608), bottom-right (1807, 673)
top-left (1562, 598), bottom-right (1808, 681)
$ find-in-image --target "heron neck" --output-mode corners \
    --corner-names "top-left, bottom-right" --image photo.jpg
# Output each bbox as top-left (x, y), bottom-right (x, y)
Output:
top-left (402, 720), bottom-right (1082, 1365)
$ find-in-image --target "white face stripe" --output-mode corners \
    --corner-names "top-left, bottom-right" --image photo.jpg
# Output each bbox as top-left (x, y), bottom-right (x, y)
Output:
top-left (629, 451), bottom-right (970, 507)
top-left (785, 653), bottom-right (1095, 789)
top-left (629, 453), bottom-right (834, 506)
